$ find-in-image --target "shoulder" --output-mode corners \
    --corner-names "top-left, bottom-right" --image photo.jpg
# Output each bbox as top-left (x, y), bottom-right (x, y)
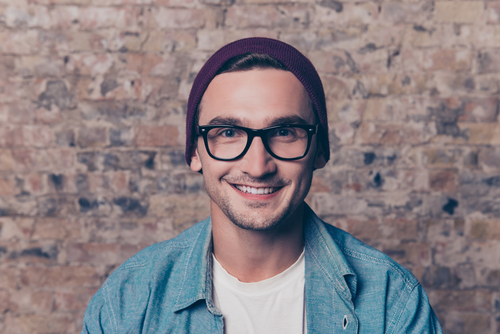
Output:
top-left (115, 219), bottom-right (209, 273)
top-left (322, 222), bottom-right (418, 290)
top-left (315, 220), bottom-right (442, 333)
top-left (82, 219), bottom-right (210, 333)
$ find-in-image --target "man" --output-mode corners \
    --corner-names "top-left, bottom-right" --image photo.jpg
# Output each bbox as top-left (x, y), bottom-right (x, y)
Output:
top-left (82, 38), bottom-right (442, 333)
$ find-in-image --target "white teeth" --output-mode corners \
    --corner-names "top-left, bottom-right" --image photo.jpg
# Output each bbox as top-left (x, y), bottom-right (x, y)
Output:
top-left (234, 185), bottom-right (277, 195)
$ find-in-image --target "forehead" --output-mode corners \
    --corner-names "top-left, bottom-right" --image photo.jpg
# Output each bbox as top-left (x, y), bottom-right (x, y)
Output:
top-left (198, 69), bottom-right (315, 126)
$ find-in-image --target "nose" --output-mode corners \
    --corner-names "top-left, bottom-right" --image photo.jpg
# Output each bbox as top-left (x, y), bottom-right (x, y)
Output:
top-left (239, 136), bottom-right (277, 178)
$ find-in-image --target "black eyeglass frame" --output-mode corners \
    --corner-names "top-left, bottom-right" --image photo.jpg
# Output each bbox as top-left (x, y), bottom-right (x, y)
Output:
top-left (196, 124), bottom-right (319, 161)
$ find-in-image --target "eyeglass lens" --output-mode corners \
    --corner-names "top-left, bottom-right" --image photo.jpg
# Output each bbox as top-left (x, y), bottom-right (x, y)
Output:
top-left (205, 126), bottom-right (309, 160)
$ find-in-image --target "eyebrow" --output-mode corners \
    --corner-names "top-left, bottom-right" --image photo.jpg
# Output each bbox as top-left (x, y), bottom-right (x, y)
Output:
top-left (207, 117), bottom-right (244, 126)
top-left (206, 115), bottom-right (310, 127)
top-left (267, 116), bottom-right (309, 126)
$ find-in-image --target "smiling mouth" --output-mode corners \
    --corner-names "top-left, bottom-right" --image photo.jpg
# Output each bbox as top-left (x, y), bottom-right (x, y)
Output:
top-left (233, 184), bottom-right (280, 195)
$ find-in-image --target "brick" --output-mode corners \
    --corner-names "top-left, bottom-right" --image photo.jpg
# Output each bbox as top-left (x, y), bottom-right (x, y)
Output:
top-left (478, 147), bottom-right (500, 171)
top-left (197, 30), bottom-right (226, 51)
top-left (0, 149), bottom-right (15, 171)
top-left (0, 80), bottom-right (26, 105)
top-left (126, 53), bottom-right (165, 76)
top-left (477, 50), bottom-right (500, 74)
top-left (310, 194), bottom-right (369, 216)
top-left (470, 25), bottom-right (500, 48)
top-left (0, 217), bottom-right (35, 241)
top-left (0, 176), bottom-right (16, 196)
top-left (89, 0), bottom-right (154, 4)
top-left (407, 25), bottom-right (451, 48)
top-left (0, 267), bottom-right (17, 289)
top-left (3, 5), bottom-right (51, 29)
top-left (134, 125), bottom-right (179, 147)
top-left (308, 50), bottom-right (360, 75)
top-left (0, 125), bottom-right (23, 147)
top-left (15, 55), bottom-right (65, 78)
top-left (66, 243), bottom-right (121, 265)
top-left (0, 290), bottom-right (14, 314)
top-left (382, 218), bottom-right (418, 240)
top-left (77, 127), bottom-right (107, 148)
top-left (429, 290), bottom-right (490, 312)
top-left (241, 0), bottom-right (307, 3)
top-left (48, 5), bottom-right (79, 29)
top-left (21, 266), bottom-right (100, 288)
top-left (8, 289), bottom-right (53, 313)
top-left (79, 7), bottom-right (141, 30)
top-left (459, 98), bottom-right (498, 123)
top-left (429, 170), bottom-right (456, 192)
top-left (0, 30), bottom-right (39, 55)
top-left (65, 31), bottom-right (108, 52)
top-left (459, 123), bottom-right (500, 145)
top-left (315, 2), bottom-right (378, 26)
top-left (382, 242), bottom-right (431, 266)
top-left (435, 1), bottom-right (484, 23)
top-left (442, 312), bottom-right (490, 334)
top-left (32, 218), bottom-right (80, 240)
top-left (226, 5), bottom-right (309, 28)
top-left (22, 125), bottom-right (55, 148)
top-left (408, 49), bottom-right (472, 72)
top-left (54, 288), bottom-right (98, 311)
top-left (347, 218), bottom-right (381, 240)
top-left (488, 1), bottom-right (500, 23)
top-left (356, 122), bottom-right (431, 146)
top-left (32, 0), bottom-right (89, 4)
top-left (362, 98), bottom-right (415, 122)
top-left (422, 148), bottom-right (461, 168)
top-left (151, 8), bottom-right (205, 29)
top-left (381, 2), bottom-right (432, 23)
top-left (433, 72), bottom-right (482, 95)
top-left (67, 53), bottom-right (115, 77)
top-left (358, 73), bottom-right (429, 96)
top-left (149, 194), bottom-right (210, 218)
top-left (142, 30), bottom-right (197, 53)
top-left (470, 220), bottom-right (500, 240)
top-left (110, 171), bottom-right (129, 193)
top-left (11, 314), bottom-right (74, 334)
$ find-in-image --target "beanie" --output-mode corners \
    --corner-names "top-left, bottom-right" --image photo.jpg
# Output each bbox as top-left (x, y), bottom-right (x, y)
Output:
top-left (185, 37), bottom-right (329, 166)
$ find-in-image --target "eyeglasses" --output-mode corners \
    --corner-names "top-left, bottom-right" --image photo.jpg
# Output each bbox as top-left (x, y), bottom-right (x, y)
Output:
top-left (196, 124), bottom-right (319, 161)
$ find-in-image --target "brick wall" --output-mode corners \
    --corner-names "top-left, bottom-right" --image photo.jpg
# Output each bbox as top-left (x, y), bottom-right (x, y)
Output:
top-left (0, 0), bottom-right (498, 333)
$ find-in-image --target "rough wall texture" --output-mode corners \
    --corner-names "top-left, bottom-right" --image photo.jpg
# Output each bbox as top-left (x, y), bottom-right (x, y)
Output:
top-left (0, 0), bottom-right (498, 333)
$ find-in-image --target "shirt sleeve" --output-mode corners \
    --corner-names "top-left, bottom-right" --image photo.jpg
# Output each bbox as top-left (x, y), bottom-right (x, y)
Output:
top-left (390, 284), bottom-right (443, 334)
top-left (81, 287), bottom-right (116, 334)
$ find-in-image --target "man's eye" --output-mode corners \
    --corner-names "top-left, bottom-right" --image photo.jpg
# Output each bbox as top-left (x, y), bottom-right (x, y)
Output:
top-left (273, 128), bottom-right (296, 137)
top-left (222, 129), bottom-right (235, 137)
top-left (212, 128), bottom-right (244, 138)
top-left (277, 129), bottom-right (291, 136)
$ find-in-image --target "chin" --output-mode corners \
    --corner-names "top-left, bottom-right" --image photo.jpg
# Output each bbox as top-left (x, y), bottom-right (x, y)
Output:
top-left (220, 200), bottom-right (300, 232)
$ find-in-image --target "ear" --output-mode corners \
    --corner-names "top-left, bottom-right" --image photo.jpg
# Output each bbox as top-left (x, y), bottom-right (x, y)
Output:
top-left (313, 143), bottom-right (327, 170)
top-left (190, 145), bottom-right (203, 172)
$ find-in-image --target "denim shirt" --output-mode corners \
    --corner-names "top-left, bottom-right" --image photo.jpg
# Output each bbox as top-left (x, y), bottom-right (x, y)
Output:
top-left (82, 205), bottom-right (442, 333)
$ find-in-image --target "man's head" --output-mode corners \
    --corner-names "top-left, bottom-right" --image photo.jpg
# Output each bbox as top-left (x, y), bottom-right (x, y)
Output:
top-left (185, 37), bottom-right (330, 166)
top-left (185, 38), bottom-right (329, 231)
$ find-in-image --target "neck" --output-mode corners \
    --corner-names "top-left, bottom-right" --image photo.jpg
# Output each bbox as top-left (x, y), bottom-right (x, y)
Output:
top-left (211, 203), bottom-right (306, 283)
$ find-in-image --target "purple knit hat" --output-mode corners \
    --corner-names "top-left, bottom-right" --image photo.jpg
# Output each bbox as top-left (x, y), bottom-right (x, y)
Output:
top-left (185, 37), bottom-right (329, 166)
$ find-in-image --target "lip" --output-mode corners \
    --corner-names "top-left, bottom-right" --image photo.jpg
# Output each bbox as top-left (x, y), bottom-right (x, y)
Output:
top-left (230, 183), bottom-right (283, 200)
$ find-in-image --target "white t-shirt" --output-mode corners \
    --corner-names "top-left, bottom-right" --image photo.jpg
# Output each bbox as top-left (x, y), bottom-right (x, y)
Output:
top-left (212, 251), bottom-right (306, 334)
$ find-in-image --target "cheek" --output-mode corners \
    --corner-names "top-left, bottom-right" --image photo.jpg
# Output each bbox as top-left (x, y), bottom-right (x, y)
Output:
top-left (199, 156), bottom-right (233, 181)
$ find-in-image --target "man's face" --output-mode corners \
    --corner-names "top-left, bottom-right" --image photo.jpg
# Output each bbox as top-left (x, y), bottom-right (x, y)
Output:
top-left (190, 69), bottom-right (326, 231)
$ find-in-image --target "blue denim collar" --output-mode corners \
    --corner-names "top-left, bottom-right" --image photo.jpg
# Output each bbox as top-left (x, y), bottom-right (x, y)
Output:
top-left (172, 217), bottom-right (216, 313)
top-left (304, 204), bottom-right (357, 302)
top-left (171, 204), bottom-right (358, 313)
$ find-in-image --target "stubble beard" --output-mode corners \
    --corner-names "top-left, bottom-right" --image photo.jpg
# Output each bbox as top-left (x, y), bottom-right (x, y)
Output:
top-left (204, 176), bottom-right (312, 232)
